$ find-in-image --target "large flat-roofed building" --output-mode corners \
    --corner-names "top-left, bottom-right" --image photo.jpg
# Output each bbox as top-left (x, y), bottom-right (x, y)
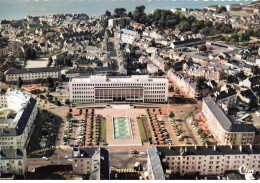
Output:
top-left (69, 75), bottom-right (168, 103)
top-left (4, 67), bottom-right (62, 83)
top-left (148, 145), bottom-right (260, 178)
top-left (202, 96), bottom-right (255, 145)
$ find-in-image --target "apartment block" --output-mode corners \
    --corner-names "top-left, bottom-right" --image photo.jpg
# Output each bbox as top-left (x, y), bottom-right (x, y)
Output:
top-left (72, 148), bottom-right (110, 180)
top-left (202, 96), bottom-right (255, 145)
top-left (148, 145), bottom-right (260, 178)
top-left (4, 67), bottom-right (62, 83)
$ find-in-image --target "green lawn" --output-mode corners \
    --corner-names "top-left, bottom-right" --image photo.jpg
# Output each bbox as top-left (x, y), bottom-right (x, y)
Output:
top-left (101, 117), bottom-right (106, 142)
top-left (137, 117), bottom-right (152, 142)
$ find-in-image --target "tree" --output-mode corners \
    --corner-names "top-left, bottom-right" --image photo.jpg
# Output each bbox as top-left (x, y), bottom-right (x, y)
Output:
top-left (114, 8), bottom-right (126, 17)
top-left (66, 112), bottom-right (72, 121)
top-left (199, 45), bottom-right (207, 52)
top-left (48, 57), bottom-right (53, 67)
top-left (47, 76), bottom-right (54, 90)
top-left (177, 20), bottom-right (191, 31)
top-left (205, 21), bottom-right (213, 28)
top-left (104, 10), bottom-right (111, 17)
top-left (55, 100), bottom-right (61, 106)
top-left (1, 75), bottom-right (5, 82)
top-left (65, 99), bottom-right (70, 105)
top-left (169, 111), bottom-right (175, 118)
top-left (187, 15), bottom-right (196, 24)
top-left (187, 111), bottom-right (194, 119)
top-left (17, 77), bottom-right (23, 88)
top-left (198, 129), bottom-right (203, 135)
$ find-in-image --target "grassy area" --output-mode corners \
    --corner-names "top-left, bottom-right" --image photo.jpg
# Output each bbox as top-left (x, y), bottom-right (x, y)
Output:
top-left (137, 117), bottom-right (146, 141)
top-left (101, 117), bottom-right (106, 142)
top-left (142, 116), bottom-right (152, 141)
top-left (137, 117), bottom-right (152, 142)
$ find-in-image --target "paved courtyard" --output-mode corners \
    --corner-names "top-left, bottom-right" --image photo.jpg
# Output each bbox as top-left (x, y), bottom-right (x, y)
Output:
top-left (25, 58), bottom-right (49, 68)
top-left (96, 105), bottom-right (144, 146)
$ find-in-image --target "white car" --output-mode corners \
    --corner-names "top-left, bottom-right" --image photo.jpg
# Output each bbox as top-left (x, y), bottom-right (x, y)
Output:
top-left (139, 152), bottom-right (147, 155)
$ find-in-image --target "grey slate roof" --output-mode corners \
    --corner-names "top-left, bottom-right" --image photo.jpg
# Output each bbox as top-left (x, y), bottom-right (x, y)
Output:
top-left (157, 145), bottom-right (260, 157)
top-left (203, 96), bottom-right (254, 132)
top-left (73, 147), bottom-right (98, 158)
top-left (0, 98), bottom-right (37, 136)
top-left (5, 67), bottom-right (62, 75)
top-left (147, 147), bottom-right (165, 180)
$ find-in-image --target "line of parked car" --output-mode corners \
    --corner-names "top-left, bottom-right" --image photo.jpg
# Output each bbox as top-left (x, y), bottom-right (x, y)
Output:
top-left (189, 119), bottom-right (205, 143)
top-left (75, 120), bottom-right (86, 147)
top-left (170, 119), bottom-right (181, 141)
top-left (63, 121), bottom-right (73, 145)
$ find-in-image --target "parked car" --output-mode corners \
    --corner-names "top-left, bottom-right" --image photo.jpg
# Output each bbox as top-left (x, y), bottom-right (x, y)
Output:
top-left (139, 152), bottom-right (147, 155)
top-left (130, 150), bottom-right (139, 154)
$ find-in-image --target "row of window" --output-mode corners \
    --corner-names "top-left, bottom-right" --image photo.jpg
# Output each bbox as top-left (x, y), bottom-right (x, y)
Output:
top-left (72, 83), bottom-right (166, 87)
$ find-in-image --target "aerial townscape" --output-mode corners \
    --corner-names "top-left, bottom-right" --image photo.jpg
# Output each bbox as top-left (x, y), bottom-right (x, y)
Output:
top-left (0, 0), bottom-right (260, 181)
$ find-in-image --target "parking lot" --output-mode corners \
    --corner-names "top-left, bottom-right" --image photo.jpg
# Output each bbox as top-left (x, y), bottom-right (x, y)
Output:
top-left (63, 119), bottom-right (86, 148)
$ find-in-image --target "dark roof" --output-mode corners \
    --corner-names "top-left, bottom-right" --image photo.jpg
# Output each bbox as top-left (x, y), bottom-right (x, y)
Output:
top-left (226, 173), bottom-right (244, 180)
top-left (240, 89), bottom-right (255, 99)
top-left (203, 96), bottom-right (255, 132)
top-left (0, 98), bottom-right (37, 136)
top-left (210, 80), bottom-right (218, 87)
top-left (251, 86), bottom-right (260, 94)
top-left (0, 88), bottom-right (7, 94)
top-left (173, 38), bottom-right (202, 46)
top-left (5, 67), bottom-right (62, 75)
top-left (215, 87), bottom-right (237, 101)
top-left (0, 149), bottom-right (24, 159)
top-left (73, 147), bottom-right (98, 158)
top-left (100, 148), bottom-right (110, 180)
top-left (156, 145), bottom-right (260, 157)
top-left (249, 75), bottom-right (260, 86)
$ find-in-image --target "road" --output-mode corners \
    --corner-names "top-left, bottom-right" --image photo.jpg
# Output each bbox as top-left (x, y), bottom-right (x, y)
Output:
top-left (28, 148), bottom-right (72, 172)
top-left (109, 152), bottom-right (147, 170)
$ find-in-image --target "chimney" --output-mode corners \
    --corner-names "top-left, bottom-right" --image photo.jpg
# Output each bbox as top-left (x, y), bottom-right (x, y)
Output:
top-left (185, 147), bottom-right (187, 152)
top-left (230, 144), bottom-right (232, 150)
top-left (205, 143), bottom-right (208, 148)
top-left (239, 145), bottom-right (242, 152)
top-left (249, 144), bottom-right (252, 151)
top-left (214, 145), bottom-right (216, 151)
top-left (168, 146), bottom-right (171, 150)
top-left (194, 145), bottom-right (197, 150)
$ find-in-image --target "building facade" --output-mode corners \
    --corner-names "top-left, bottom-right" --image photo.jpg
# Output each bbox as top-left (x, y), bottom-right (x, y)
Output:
top-left (0, 149), bottom-right (27, 175)
top-left (0, 89), bottom-right (37, 176)
top-left (0, 88), bottom-right (7, 108)
top-left (72, 148), bottom-right (110, 180)
top-left (148, 145), bottom-right (260, 178)
top-left (69, 75), bottom-right (168, 103)
top-left (117, 29), bottom-right (140, 45)
top-left (4, 67), bottom-right (62, 83)
top-left (0, 90), bottom-right (38, 150)
top-left (168, 69), bottom-right (199, 99)
top-left (202, 96), bottom-right (255, 145)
